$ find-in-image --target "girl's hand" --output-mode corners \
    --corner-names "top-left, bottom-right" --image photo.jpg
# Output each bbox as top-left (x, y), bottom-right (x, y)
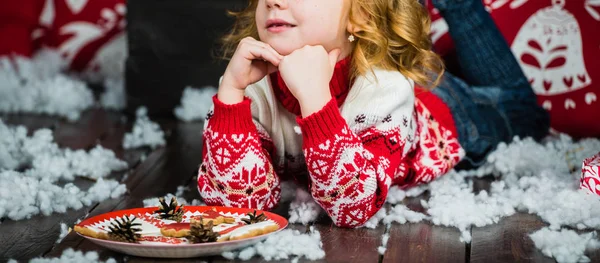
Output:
top-left (218, 37), bottom-right (283, 104)
top-left (278, 45), bottom-right (341, 117)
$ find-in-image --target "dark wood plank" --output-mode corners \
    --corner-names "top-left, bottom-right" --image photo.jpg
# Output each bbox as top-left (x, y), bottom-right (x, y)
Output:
top-left (52, 110), bottom-right (115, 150)
top-left (0, 110), bottom-right (150, 261)
top-left (588, 240), bottom-right (600, 262)
top-left (97, 112), bottom-right (147, 167)
top-left (127, 259), bottom-right (210, 263)
top-left (0, 208), bottom-right (94, 261)
top-left (1, 113), bottom-right (61, 132)
top-left (3, 109), bottom-right (110, 149)
top-left (3, 109), bottom-right (115, 150)
top-left (383, 222), bottom-right (466, 263)
top-left (0, 110), bottom-right (124, 261)
top-left (469, 176), bottom-right (549, 263)
top-left (314, 222), bottom-right (385, 263)
top-left (383, 194), bottom-right (466, 263)
top-left (294, 204), bottom-right (386, 263)
top-left (470, 176), bottom-right (600, 263)
top-left (470, 213), bottom-right (551, 263)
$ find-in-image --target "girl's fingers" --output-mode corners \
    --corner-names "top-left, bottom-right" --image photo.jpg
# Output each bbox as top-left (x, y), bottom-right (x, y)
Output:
top-left (244, 39), bottom-right (283, 64)
top-left (247, 44), bottom-right (281, 67)
top-left (248, 39), bottom-right (283, 59)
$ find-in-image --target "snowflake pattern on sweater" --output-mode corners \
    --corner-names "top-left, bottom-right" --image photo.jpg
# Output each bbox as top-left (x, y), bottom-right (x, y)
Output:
top-left (198, 69), bottom-right (464, 227)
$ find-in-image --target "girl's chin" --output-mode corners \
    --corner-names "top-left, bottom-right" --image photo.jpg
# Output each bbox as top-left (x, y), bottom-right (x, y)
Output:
top-left (266, 42), bottom-right (302, 56)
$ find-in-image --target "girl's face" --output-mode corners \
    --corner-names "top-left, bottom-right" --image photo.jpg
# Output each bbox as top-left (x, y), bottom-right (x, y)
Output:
top-left (255, 0), bottom-right (353, 57)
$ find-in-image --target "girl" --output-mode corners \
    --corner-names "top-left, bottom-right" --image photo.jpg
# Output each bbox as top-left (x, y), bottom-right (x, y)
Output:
top-left (197, 0), bottom-right (549, 227)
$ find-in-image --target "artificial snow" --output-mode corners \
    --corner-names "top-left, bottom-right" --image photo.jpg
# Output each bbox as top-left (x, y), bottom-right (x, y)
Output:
top-left (0, 120), bottom-right (128, 221)
top-left (0, 121), bottom-right (29, 170)
top-left (8, 248), bottom-right (117, 263)
top-left (378, 232), bottom-right (390, 255)
top-left (0, 51), bottom-right (94, 121)
top-left (0, 120), bottom-right (128, 181)
top-left (405, 185), bottom-right (428, 197)
top-left (382, 204), bottom-right (427, 225)
top-left (174, 86), bottom-right (217, 122)
top-left (100, 78), bottom-right (126, 110)
top-left (122, 107), bottom-right (166, 149)
top-left (363, 206), bottom-right (388, 229)
top-left (386, 186), bottom-right (407, 204)
top-left (425, 169), bottom-right (516, 242)
top-left (222, 226), bottom-right (325, 261)
top-left (0, 171), bottom-right (127, 221)
top-left (288, 188), bottom-right (322, 225)
top-left (56, 223), bottom-right (70, 244)
top-left (367, 134), bottom-right (600, 253)
top-left (530, 227), bottom-right (600, 263)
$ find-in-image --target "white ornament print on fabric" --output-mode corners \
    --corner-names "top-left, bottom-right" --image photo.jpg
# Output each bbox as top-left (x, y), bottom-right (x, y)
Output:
top-left (58, 2), bottom-right (126, 63)
top-left (585, 0), bottom-right (600, 20)
top-left (483, 0), bottom-right (529, 11)
top-left (511, 0), bottom-right (592, 99)
top-left (586, 92), bottom-right (598, 105)
top-left (65, 0), bottom-right (89, 14)
top-left (39, 0), bottom-right (56, 27)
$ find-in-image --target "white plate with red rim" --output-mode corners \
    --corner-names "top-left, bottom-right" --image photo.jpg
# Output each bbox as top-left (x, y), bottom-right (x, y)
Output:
top-left (74, 206), bottom-right (288, 258)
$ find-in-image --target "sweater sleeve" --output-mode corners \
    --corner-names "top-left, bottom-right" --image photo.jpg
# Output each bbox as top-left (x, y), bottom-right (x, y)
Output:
top-left (0, 0), bottom-right (40, 57)
top-left (197, 96), bottom-right (281, 210)
top-left (297, 73), bottom-right (417, 228)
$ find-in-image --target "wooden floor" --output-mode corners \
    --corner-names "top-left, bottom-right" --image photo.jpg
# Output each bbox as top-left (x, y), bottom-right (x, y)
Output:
top-left (1, 109), bottom-right (597, 263)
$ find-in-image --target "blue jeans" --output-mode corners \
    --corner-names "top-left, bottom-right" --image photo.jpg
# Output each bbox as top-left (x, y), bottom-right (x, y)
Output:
top-left (430, 0), bottom-right (550, 167)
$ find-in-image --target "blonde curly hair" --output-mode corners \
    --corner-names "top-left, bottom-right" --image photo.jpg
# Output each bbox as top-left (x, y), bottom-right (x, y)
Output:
top-left (220, 0), bottom-right (444, 88)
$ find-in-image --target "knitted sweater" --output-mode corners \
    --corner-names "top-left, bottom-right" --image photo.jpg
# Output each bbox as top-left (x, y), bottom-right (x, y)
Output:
top-left (198, 65), bottom-right (465, 228)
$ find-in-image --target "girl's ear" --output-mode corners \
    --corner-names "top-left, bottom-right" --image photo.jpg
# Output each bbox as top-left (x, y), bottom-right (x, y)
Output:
top-left (347, 22), bottom-right (358, 35)
top-left (346, 5), bottom-right (368, 35)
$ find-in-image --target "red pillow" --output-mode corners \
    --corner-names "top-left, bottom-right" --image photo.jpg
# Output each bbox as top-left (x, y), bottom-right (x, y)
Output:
top-left (0, 0), bottom-right (126, 78)
top-left (426, 0), bottom-right (600, 138)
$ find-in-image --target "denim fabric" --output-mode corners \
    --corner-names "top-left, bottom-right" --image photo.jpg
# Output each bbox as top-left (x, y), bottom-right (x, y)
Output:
top-left (432, 74), bottom-right (549, 167)
top-left (430, 0), bottom-right (550, 167)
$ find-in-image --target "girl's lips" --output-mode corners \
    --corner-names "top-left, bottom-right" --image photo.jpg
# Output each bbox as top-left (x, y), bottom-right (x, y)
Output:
top-left (267, 24), bottom-right (295, 33)
top-left (266, 18), bottom-right (296, 33)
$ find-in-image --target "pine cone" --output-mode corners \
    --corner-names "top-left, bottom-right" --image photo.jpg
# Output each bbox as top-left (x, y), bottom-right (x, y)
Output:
top-left (186, 217), bottom-right (219, 243)
top-left (107, 216), bottom-right (142, 243)
top-left (242, 210), bottom-right (267, 225)
top-left (154, 196), bottom-right (185, 222)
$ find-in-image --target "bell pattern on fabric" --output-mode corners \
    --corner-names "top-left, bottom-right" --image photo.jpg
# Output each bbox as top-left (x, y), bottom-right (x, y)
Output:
top-left (511, 0), bottom-right (592, 108)
top-left (428, 0), bottom-right (598, 118)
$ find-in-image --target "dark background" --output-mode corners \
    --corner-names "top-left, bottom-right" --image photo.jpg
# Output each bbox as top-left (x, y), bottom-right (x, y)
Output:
top-left (126, 0), bottom-right (247, 117)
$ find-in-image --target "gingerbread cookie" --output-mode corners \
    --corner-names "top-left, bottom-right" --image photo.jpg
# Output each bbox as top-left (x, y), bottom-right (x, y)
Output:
top-left (160, 223), bottom-right (191, 238)
top-left (74, 225), bottom-right (109, 240)
top-left (160, 211), bottom-right (236, 238)
top-left (195, 208), bottom-right (236, 226)
top-left (218, 221), bottom-right (279, 242)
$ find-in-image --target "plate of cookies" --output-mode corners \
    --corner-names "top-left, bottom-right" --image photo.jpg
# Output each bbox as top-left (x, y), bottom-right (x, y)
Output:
top-left (73, 197), bottom-right (288, 258)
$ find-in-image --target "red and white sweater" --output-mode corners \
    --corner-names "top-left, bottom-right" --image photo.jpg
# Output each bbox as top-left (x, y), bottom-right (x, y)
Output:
top-left (0, 0), bottom-right (126, 79)
top-left (198, 59), bottom-right (465, 227)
